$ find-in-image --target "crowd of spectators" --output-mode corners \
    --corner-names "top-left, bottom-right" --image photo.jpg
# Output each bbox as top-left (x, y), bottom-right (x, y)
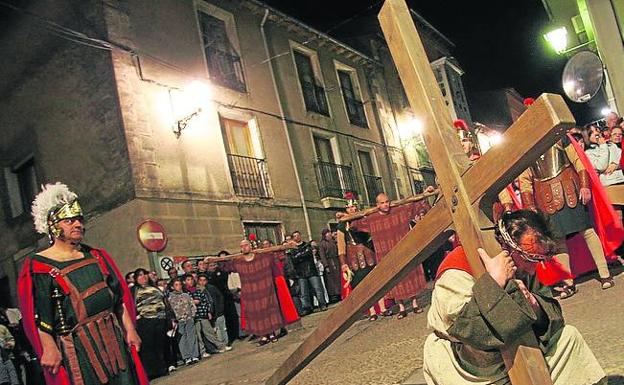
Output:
top-left (570, 112), bottom-right (624, 187)
top-left (119, 227), bottom-right (348, 379)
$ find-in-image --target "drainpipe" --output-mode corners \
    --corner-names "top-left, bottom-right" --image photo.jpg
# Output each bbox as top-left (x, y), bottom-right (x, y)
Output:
top-left (261, 10), bottom-right (313, 240)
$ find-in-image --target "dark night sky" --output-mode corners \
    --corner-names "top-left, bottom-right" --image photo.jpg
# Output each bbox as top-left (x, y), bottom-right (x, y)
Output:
top-left (264, 0), bottom-right (603, 124)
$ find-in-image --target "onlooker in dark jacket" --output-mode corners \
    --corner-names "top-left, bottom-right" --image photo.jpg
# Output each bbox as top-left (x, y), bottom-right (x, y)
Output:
top-left (205, 253), bottom-right (241, 345)
top-left (198, 274), bottom-right (231, 350)
top-left (288, 231), bottom-right (327, 314)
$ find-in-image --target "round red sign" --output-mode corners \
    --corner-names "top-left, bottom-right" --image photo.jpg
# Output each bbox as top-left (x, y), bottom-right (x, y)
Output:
top-left (137, 219), bottom-right (168, 252)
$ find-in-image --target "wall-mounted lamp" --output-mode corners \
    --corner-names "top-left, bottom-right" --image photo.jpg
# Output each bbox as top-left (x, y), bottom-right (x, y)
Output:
top-left (173, 108), bottom-right (203, 138)
top-left (170, 80), bottom-right (213, 138)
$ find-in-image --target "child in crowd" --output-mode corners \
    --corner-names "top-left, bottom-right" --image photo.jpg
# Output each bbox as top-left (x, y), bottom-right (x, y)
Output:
top-left (168, 279), bottom-right (199, 365)
top-left (197, 274), bottom-right (231, 349)
top-left (184, 275), bottom-right (228, 357)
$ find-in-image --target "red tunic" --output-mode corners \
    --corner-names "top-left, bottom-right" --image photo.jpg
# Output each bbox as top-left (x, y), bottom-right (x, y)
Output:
top-left (233, 252), bottom-right (284, 336)
top-left (352, 200), bottom-right (429, 301)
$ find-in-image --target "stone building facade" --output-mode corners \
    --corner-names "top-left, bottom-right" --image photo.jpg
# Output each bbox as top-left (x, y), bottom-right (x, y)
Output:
top-left (0, 0), bottom-right (468, 305)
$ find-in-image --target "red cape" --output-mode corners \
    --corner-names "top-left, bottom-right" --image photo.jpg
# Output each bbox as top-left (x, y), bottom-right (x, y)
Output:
top-left (17, 248), bottom-right (149, 385)
top-left (436, 246), bottom-right (571, 286)
top-left (567, 134), bottom-right (624, 257)
top-left (239, 259), bottom-right (299, 331)
top-left (274, 276), bottom-right (300, 324)
top-left (340, 273), bottom-right (352, 300)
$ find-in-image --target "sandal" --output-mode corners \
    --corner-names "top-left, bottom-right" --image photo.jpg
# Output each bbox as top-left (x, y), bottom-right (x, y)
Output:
top-left (599, 277), bottom-right (615, 290)
top-left (397, 310), bottom-right (408, 320)
top-left (558, 285), bottom-right (577, 300)
top-left (382, 309), bottom-right (393, 317)
top-left (258, 336), bottom-right (270, 346)
top-left (413, 306), bottom-right (423, 314)
top-left (368, 314), bottom-right (379, 322)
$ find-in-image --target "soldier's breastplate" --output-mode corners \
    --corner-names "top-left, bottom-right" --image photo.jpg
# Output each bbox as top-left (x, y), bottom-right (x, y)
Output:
top-left (531, 146), bottom-right (570, 181)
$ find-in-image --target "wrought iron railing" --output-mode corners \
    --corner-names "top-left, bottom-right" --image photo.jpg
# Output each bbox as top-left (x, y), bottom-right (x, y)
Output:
top-left (227, 154), bottom-right (272, 198)
top-left (205, 46), bottom-right (247, 92)
top-left (363, 174), bottom-right (384, 205)
top-left (315, 161), bottom-right (358, 199)
top-left (342, 91), bottom-right (368, 127)
top-left (300, 79), bottom-right (330, 116)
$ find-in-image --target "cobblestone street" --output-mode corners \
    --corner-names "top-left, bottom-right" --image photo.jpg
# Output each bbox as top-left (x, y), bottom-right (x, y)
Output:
top-left (154, 271), bottom-right (624, 385)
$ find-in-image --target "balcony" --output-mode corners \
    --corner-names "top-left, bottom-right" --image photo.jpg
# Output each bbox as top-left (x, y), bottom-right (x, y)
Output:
top-left (227, 154), bottom-right (272, 198)
top-left (343, 92), bottom-right (368, 128)
top-left (300, 79), bottom-right (330, 116)
top-left (315, 161), bottom-right (358, 202)
top-left (363, 174), bottom-right (384, 205)
top-left (205, 46), bottom-right (247, 92)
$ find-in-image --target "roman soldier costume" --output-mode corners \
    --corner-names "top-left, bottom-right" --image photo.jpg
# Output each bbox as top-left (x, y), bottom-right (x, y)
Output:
top-left (336, 193), bottom-right (376, 290)
top-left (17, 183), bottom-right (148, 385)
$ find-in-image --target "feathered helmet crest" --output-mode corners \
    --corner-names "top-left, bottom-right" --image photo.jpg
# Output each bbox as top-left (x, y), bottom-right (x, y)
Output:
top-left (31, 182), bottom-right (83, 238)
top-left (453, 119), bottom-right (472, 141)
top-left (344, 191), bottom-right (359, 208)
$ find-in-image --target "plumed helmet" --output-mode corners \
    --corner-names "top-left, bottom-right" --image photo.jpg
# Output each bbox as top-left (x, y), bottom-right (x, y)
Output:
top-left (453, 119), bottom-right (472, 141)
top-left (31, 182), bottom-right (82, 239)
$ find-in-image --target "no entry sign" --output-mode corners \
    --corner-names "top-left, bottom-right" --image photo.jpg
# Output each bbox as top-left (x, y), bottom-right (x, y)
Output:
top-left (137, 219), bottom-right (168, 252)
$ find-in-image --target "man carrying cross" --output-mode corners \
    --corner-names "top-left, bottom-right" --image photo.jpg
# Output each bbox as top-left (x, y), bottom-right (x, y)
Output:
top-left (350, 192), bottom-right (429, 318)
top-left (423, 209), bottom-right (606, 385)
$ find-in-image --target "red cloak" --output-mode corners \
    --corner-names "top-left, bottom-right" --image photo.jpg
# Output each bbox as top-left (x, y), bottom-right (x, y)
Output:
top-left (567, 134), bottom-right (624, 257)
top-left (436, 246), bottom-right (571, 286)
top-left (17, 248), bottom-right (149, 385)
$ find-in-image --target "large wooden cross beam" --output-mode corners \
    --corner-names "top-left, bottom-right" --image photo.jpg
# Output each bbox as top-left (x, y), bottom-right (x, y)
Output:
top-left (266, 1), bottom-right (575, 384)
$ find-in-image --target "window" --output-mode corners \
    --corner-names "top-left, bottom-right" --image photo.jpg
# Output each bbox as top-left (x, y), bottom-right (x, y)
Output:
top-left (293, 50), bottom-right (329, 115)
top-left (313, 135), bottom-right (357, 199)
top-left (197, 11), bottom-right (246, 92)
top-left (358, 150), bottom-right (382, 205)
top-left (221, 117), bottom-right (272, 198)
top-left (4, 157), bottom-right (37, 218)
top-left (243, 222), bottom-right (283, 245)
top-left (314, 136), bottom-right (335, 164)
top-left (337, 69), bottom-right (368, 127)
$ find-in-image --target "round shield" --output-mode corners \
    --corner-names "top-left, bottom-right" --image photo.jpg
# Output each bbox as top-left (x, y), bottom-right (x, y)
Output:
top-left (562, 51), bottom-right (604, 103)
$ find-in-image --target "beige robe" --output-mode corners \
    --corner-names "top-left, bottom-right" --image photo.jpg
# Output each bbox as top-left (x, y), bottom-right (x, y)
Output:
top-left (423, 269), bottom-right (605, 385)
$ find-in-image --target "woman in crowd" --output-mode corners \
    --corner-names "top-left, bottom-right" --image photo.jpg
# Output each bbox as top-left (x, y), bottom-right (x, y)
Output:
top-left (581, 125), bottom-right (624, 186)
top-left (132, 268), bottom-right (177, 378)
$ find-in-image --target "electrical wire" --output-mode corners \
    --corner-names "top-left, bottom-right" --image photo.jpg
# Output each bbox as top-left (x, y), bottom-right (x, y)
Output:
top-left (0, 0), bottom-right (397, 149)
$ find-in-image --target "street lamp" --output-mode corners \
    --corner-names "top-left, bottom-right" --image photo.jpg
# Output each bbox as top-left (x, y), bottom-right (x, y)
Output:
top-left (544, 27), bottom-right (568, 54)
top-left (399, 117), bottom-right (424, 142)
top-left (171, 80), bottom-right (213, 138)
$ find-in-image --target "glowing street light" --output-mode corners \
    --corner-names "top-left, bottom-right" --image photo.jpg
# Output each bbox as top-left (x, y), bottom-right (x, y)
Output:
top-left (399, 117), bottom-right (424, 142)
top-left (172, 80), bottom-right (213, 138)
top-left (544, 27), bottom-right (568, 54)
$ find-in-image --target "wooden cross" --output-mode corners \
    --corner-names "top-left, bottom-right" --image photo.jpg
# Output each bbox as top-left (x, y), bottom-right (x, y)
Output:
top-left (266, 0), bottom-right (575, 384)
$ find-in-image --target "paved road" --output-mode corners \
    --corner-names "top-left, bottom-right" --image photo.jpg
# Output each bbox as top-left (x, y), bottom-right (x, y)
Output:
top-left (154, 270), bottom-right (624, 385)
